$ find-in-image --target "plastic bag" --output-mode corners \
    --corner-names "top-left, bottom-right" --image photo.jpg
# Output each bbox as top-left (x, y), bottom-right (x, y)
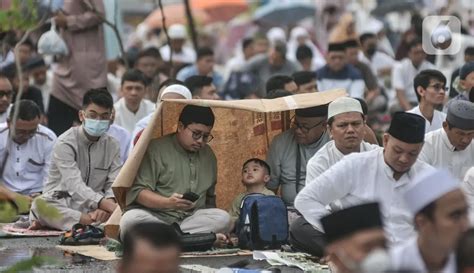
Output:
top-left (37, 20), bottom-right (69, 56)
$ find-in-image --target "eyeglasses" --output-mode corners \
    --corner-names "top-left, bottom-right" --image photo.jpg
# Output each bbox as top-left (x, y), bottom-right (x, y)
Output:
top-left (427, 84), bottom-right (449, 92)
top-left (186, 127), bottom-right (214, 143)
top-left (291, 116), bottom-right (325, 133)
top-left (0, 90), bottom-right (13, 98)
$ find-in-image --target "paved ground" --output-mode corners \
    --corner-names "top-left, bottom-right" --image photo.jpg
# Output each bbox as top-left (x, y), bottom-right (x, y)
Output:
top-left (0, 237), bottom-right (305, 272)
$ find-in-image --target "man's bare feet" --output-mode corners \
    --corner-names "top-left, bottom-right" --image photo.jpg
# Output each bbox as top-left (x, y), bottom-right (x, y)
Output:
top-left (213, 233), bottom-right (230, 248)
top-left (28, 220), bottom-right (43, 230)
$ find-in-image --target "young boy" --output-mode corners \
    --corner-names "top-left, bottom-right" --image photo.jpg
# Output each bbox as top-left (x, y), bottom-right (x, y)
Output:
top-left (229, 158), bottom-right (275, 227)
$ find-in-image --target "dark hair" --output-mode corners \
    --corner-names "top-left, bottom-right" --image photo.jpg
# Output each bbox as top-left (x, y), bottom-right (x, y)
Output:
top-left (1, 63), bottom-right (18, 80)
top-left (407, 38), bottom-right (423, 51)
top-left (184, 75), bottom-right (213, 96)
top-left (179, 104), bottom-right (215, 127)
top-left (456, 228), bottom-right (474, 272)
top-left (8, 100), bottom-right (40, 121)
top-left (136, 47), bottom-right (162, 61)
top-left (465, 46), bottom-right (474, 56)
top-left (242, 38), bottom-right (254, 51)
top-left (417, 200), bottom-right (436, 221)
top-left (121, 69), bottom-right (148, 86)
top-left (273, 41), bottom-right (287, 57)
top-left (243, 158), bottom-right (271, 175)
top-left (344, 39), bottom-right (359, 49)
top-left (292, 71), bottom-right (316, 86)
top-left (354, 97), bottom-right (369, 115)
top-left (265, 89), bottom-right (293, 99)
top-left (359, 33), bottom-right (377, 45)
top-left (197, 47), bottom-right (214, 60)
top-left (413, 69), bottom-right (447, 102)
top-left (296, 45), bottom-right (313, 61)
top-left (82, 88), bottom-right (113, 110)
top-left (327, 42), bottom-right (346, 52)
top-left (122, 222), bottom-right (181, 263)
top-left (158, 79), bottom-right (184, 91)
top-left (266, 75), bottom-right (294, 93)
top-left (19, 39), bottom-right (34, 50)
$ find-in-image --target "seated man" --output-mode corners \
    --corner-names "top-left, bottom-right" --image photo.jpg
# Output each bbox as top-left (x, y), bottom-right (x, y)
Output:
top-left (321, 202), bottom-right (390, 273)
top-left (120, 105), bottom-right (230, 239)
top-left (118, 222), bottom-right (181, 273)
top-left (292, 71), bottom-right (317, 94)
top-left (419, 100), bottom-right (474, 180)
top-left (184, 76), bottom-right (220, 100)
top-left (391, 169), bottom-right (469, 272)
top-left (266, 104), bottom-right (330, 207)
top-left (29, 88), bottom-right (120, 230)
top-left (265, 75), bottom-right (298, 95)
top-left (0, 100), bottom-right (56, 196)
top-left (294, 112), bottom-right (432, 256)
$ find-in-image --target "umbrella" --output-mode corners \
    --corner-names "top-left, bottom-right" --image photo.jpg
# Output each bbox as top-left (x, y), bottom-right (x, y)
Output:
top-left (253, 0), bottom-right (316, 26)
top-left (371, 0), bottom-right (419, 16)
top-left (192, 0), bottom-right (249, 23)
top-left (144, 3), bottom-right (211, 28)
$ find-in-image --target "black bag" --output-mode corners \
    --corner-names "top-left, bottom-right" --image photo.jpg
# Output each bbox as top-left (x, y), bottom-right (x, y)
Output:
top-left (172, 223), bottom-right (216, 252)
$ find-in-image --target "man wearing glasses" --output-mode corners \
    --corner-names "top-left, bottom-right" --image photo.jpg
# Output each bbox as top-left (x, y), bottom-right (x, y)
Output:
top-left (0, 100), bottom-right (56, 197)
top-left (29, 88), bottom-right (120, 231)
top-left (120, 104), bottom-right (231, 243)
top-left (266, 104), bottom-right (330, 208)
top-left (407, 70), bottom-right (448, 133)
top-left (0, 74), bottom-right (13, 123)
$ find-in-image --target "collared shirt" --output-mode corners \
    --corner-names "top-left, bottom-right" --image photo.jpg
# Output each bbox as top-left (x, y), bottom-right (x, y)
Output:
top-left (0, 104), bottom-right (12, 123)
top-left (113, 97), bottom-right (155, 133)
top-left (407, 106), bottom-right (446, 133)
top-left (42, 126), bottom-right (121, 210)
top-left (419, 128), bottom-right (474, 180)
top-left (390, 237), bottom-right (456, 273)
top-left (125, 133), bottom-right (217, 224)
top-left (266, 129), bottom-right (330, 206)
top-left (295, 148), bottom-right (433, 244)
top-left (462, 167), bottom-right (474, 225)
top-left (316, 64), bottom-right (365, 98)
top-left (159, 45), bottom-right (196, 64)
top-left (305, 140), bottom-right (380, 183)
top-left (176, 65), bottom-right (224, 91)
top-left (0, 123), bottom-right (56, 195)
top-left (392, 59), bottom-right (435, 104)
top-left (107, 124), bottom-right (131, 164)
top-left (228, 188), bottom-right (275, 223)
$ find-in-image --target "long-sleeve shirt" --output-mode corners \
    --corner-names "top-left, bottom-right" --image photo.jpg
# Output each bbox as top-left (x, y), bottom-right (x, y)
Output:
top-left (113, 97), bottom-right (155, 133)
top-left (125, 133), bottom-right (217, 224)
top-left (406, 106), bottom-right (446, 133)
top-left (42, 126), bottom-right (121, 210)
top-left (316, 64), bottom-right (365, 98)
top-left (305, 140), bottom-right (379, 183)
top-left (295, 148), bottom-right (433, 244)
top-left (0, 123), bottom-right (56, 194)
top-left (266, 129), bottom-right (330, 206)
top-left (462, 167), bottom-right (474, 225)
top-left (418, 128), bottom-right (474, 180)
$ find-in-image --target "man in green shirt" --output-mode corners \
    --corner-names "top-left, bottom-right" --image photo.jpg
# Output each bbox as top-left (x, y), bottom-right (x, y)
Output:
top-left (120, 105), bottom-right (230, 239)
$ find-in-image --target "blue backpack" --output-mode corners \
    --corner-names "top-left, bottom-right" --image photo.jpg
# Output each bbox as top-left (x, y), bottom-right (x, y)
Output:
top-left (236, 194), bottom-right (288, 250)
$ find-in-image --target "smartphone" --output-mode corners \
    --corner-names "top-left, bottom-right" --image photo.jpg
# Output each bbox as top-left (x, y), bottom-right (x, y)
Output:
top-left (182, 192), bottom-right (199, 202)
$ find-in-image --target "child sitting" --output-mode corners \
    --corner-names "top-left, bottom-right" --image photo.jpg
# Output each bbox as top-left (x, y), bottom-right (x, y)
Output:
top-left (228, 158), bottom-right (275, 229)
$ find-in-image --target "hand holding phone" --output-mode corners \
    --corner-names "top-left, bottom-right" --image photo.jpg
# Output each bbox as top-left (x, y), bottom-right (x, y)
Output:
top-left (182, 192), bottom-right (199, 202)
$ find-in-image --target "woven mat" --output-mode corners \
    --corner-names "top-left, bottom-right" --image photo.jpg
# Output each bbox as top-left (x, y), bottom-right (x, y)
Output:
top-left (2, 223), bottom-right (64, 237)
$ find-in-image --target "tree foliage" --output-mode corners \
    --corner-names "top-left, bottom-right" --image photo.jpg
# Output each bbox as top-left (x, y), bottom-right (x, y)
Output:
top-left (0, 0), bottom-right (39, 32)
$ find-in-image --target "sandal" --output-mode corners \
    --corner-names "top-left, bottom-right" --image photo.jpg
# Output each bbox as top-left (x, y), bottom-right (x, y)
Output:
top-left (60, 223), bottom-right (105, 245)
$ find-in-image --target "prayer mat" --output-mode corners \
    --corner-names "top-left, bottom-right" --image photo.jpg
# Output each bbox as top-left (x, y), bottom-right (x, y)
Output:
top-left (2, 223), bottom-right (64, 237)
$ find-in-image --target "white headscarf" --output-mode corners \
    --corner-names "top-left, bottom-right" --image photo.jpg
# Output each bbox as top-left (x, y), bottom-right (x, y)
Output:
top-left (266, 27), bottom-right (287, 45)
top-left (287, 26), bottom-right (326, 70)
top-left (159, 84), bottom-right (192, 100)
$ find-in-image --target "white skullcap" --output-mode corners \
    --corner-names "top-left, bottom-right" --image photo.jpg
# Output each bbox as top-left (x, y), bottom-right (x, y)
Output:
top-left (168, 24), bottom-right (187, 39)
top-left (328, 97), bottom-right (363, 119)
top-left (361, 18), bottom-right (384, 35)
top-left (267, 27), bottom-right (286, 44)
top-left (290, 26), bottom-right (309, 40)
top-left (159, 84), bottom-right (192, 100)
top-left (404, 169), bottom-right (460, 215)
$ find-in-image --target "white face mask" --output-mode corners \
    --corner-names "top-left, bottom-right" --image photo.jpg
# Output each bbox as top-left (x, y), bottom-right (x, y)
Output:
top-left (336, 248), bottom-right (391, 273)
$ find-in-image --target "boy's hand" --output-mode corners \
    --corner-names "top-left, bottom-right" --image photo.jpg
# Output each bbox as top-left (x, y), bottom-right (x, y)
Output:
top-left (167, 193), bottom-right (194, 210)
top-left (99, 198), bottom-right (117, 213)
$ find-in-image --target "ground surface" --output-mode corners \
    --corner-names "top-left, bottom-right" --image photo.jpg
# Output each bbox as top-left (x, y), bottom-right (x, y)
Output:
top-left (0, 236), bottom-right (305, 272)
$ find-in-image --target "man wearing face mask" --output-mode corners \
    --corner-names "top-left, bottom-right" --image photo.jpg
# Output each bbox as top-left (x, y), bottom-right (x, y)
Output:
top-left (358, 33), bottom-right (395, 88)
top-left (294, 112), bottom-right (432, 256)
top-left (321, 202), bottom-right (391, 273)
top-left (29, 88), bottom-right (120, 231)
top-left (390, 169), bottom-right (469, 272)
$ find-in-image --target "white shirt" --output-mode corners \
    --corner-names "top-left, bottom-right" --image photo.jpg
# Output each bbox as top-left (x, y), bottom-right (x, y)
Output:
top-left (295, 148), bottom-right (433, 244)
top-left (359, 51), bottom-right (395, 86)
top-left (462, 167), bottom-right (474, 225)
top-left (107, 124), bottom-right (131, 164)
top-left (306, 140), bottom-right (380, 183)
top-left (407, 106), bottom-right (447, 133)
top-left (0, 123), bottom-right (57, 194)
top-left (129, 112), bottom-right (153, 155)
top-left (419, 128), bottom-right (474, 180)
top-left (159, 45), bottom-right (196, 64)
top-left (0, 105), bottom-right (12, 123)
top-left (390, 238), bottom-right (456, 273)
top-left (113, 98), bottom-right (155, 133)
top-left (392, 59), bottom-right (435, 104)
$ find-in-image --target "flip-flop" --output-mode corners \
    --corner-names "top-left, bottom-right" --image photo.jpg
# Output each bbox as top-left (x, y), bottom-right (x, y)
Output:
top-left (60, 224), bottom-right (105, 245)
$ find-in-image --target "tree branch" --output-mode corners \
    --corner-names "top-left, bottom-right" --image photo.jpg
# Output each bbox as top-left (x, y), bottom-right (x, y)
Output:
top-left (154, 0), bottom-right (174, 76)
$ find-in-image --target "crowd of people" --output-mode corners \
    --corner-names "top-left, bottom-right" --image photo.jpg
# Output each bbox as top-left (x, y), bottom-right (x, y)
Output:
top-left (1, 0), bottom-right (474, 272)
